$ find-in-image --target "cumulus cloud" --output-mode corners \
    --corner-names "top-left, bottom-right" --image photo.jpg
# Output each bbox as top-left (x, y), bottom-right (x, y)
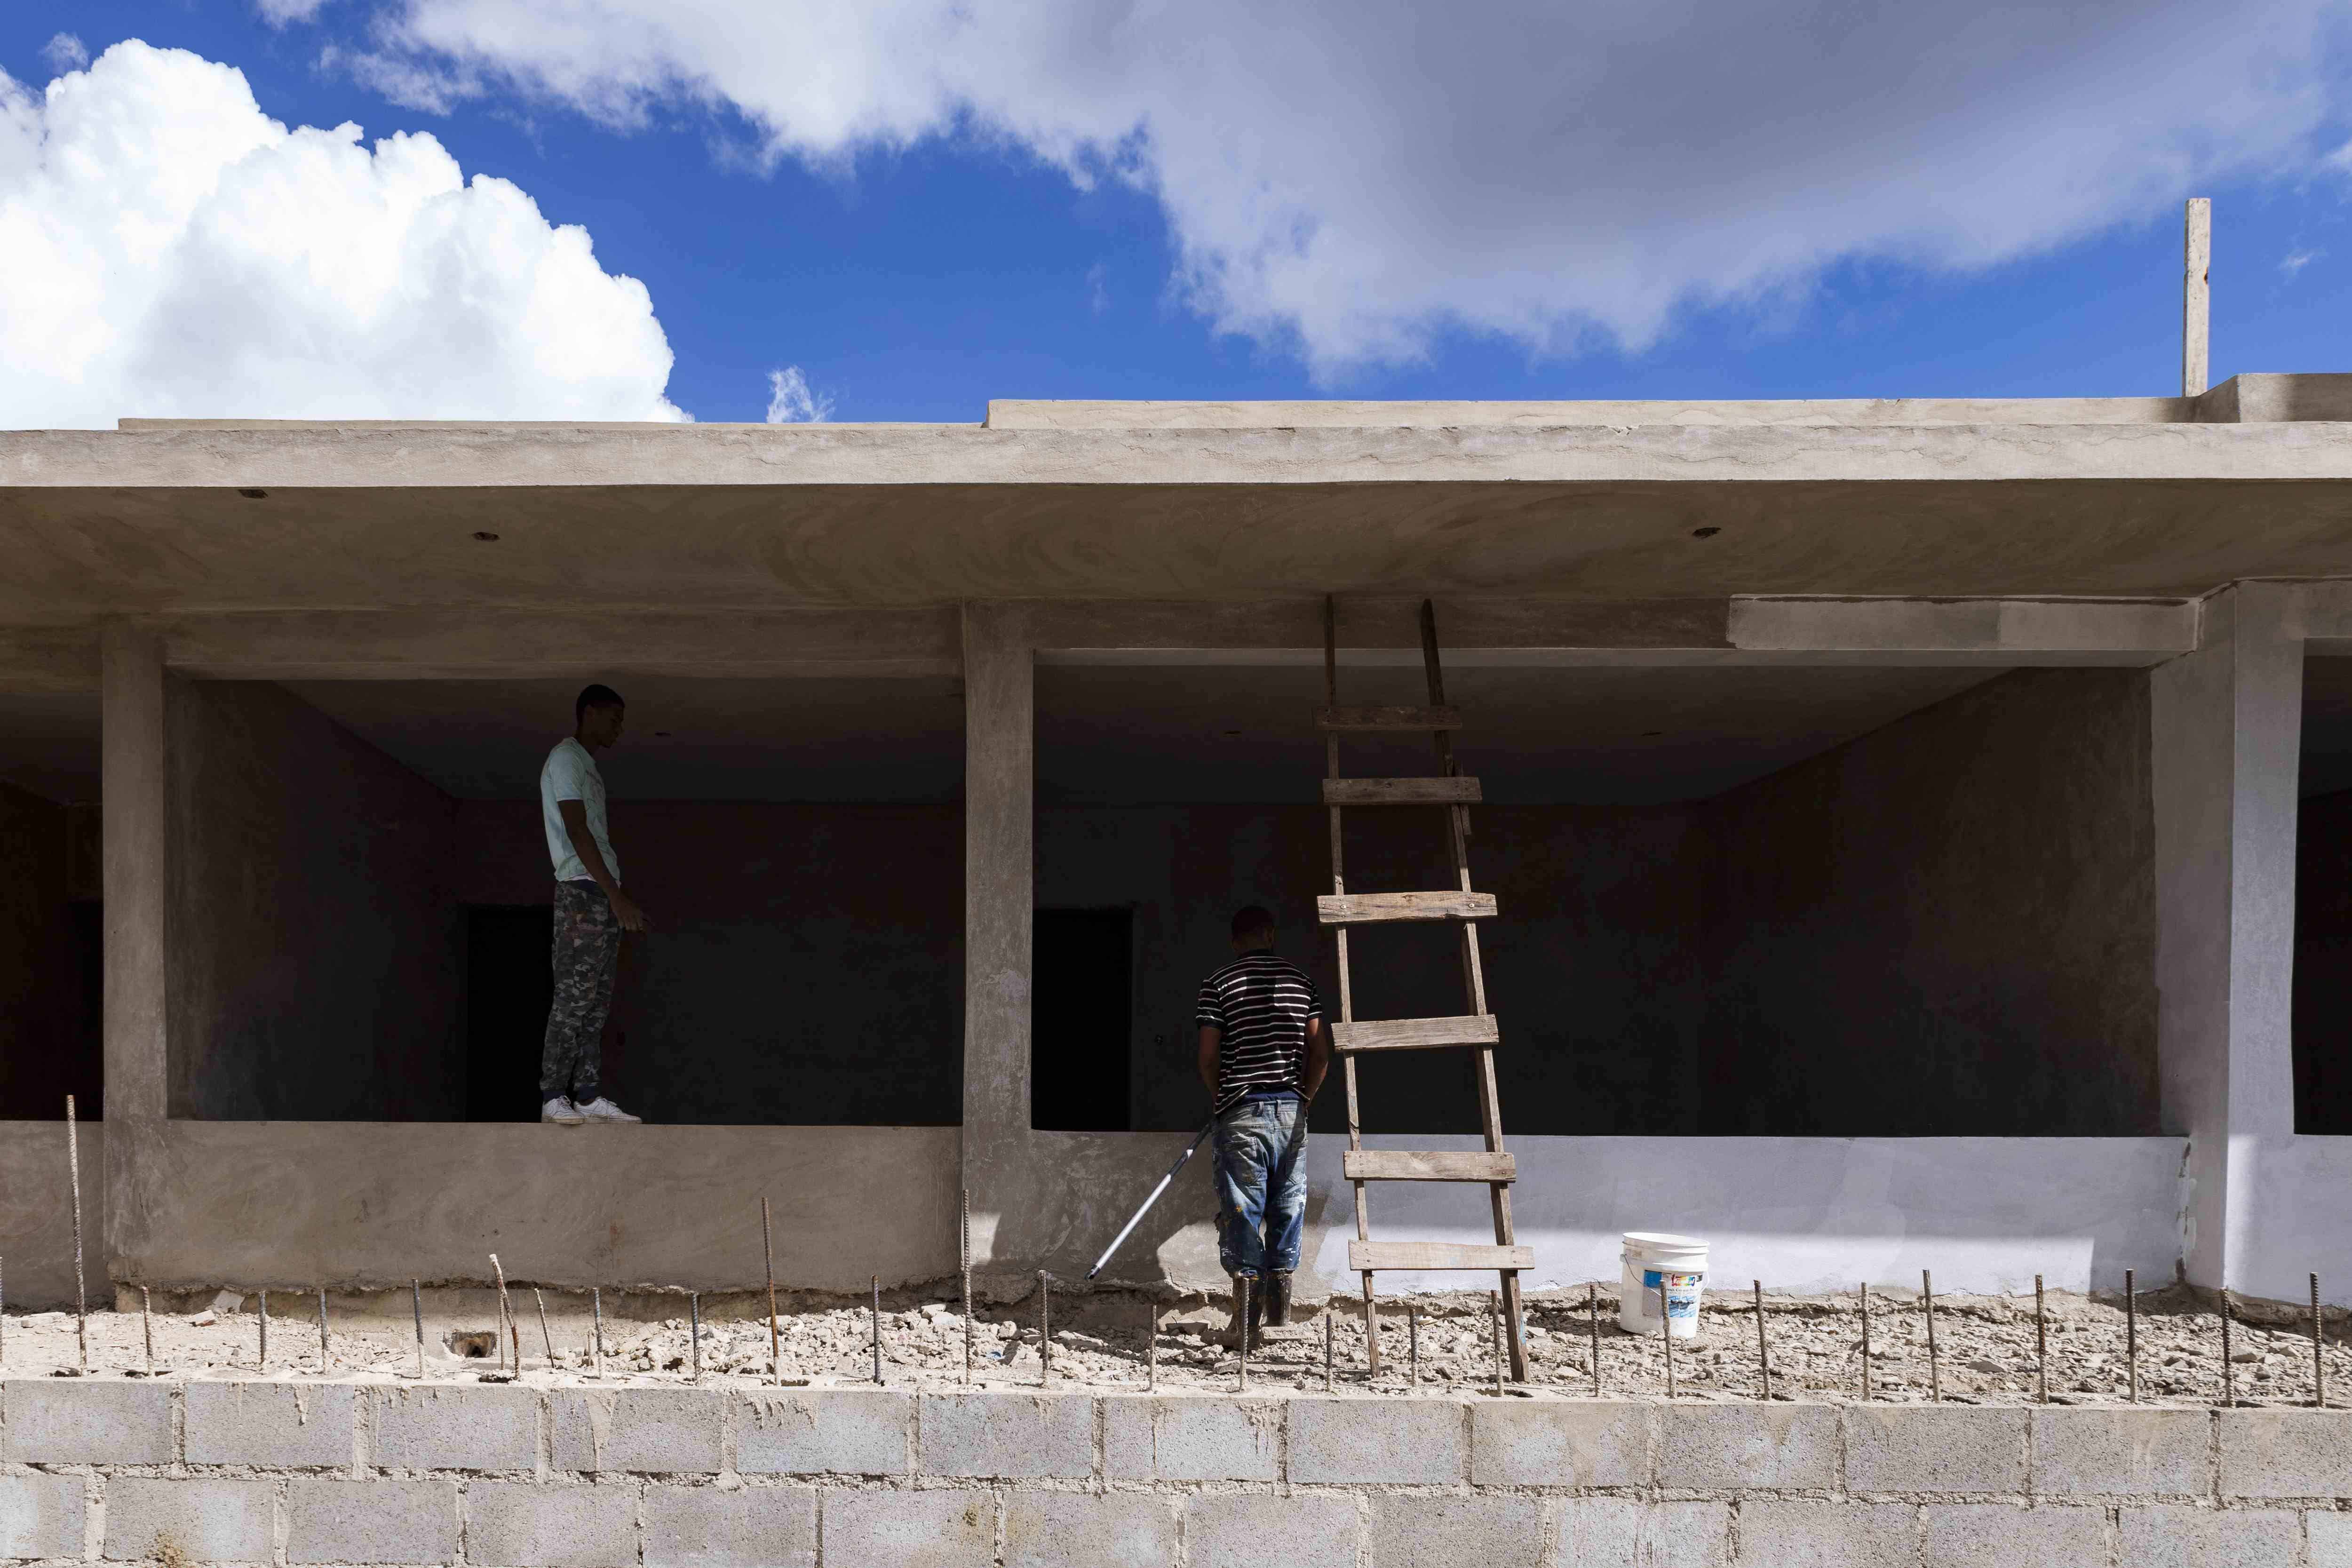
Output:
top-left (335, 0), bottom-right (2352, 376)
top-left (763, 366), bottom-right (831, 423)
top-left (40, 34), bottom-right (87, 73)
top-left (0, 40), bottom-right (683, 428)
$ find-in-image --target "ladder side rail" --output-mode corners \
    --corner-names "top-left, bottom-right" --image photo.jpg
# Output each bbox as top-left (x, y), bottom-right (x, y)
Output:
top-left (1326, 594), bottom-right (1382, 1375)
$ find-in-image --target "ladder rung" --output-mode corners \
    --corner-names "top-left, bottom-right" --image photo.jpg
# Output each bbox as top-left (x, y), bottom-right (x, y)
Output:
top-left (1322, 776), bottom-right (1481, 806)
top-left (1317, 705), bottom-right (1462, 732)
top-left (1331, 1015), bottom-right (1498, 1053)
top-left (1343, 1150), bottom-right (1516, 1184)
top-left (1350, 1241), bottom-right (1534, 1272)
top-left (1318, 891), bottom-right (1496, 926)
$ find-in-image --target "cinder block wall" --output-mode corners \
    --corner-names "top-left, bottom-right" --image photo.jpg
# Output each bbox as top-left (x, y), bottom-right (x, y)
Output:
top-left (2, 1381), bottom-right (2344, 1566)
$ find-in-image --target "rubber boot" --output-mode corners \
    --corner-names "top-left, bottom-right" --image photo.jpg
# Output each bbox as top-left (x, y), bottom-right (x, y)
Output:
top-left (1264, 1271), bottom-right (1294, 1329)
top-left (1223, 1274), bottom-right (1262, 1351)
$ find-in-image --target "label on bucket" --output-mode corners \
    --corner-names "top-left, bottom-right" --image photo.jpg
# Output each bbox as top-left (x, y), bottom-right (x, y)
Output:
top-left (1641, 1268), bottom-right (1703, 1322)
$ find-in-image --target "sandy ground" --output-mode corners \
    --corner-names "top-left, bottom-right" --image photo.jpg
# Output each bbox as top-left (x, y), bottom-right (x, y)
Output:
top-left (3, 1283), bottom-right (2343, 1404)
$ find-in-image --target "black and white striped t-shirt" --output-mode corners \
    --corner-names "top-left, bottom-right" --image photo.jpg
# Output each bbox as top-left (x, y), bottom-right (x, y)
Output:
top-left (1195, 951), bottom-right (1322, 1114)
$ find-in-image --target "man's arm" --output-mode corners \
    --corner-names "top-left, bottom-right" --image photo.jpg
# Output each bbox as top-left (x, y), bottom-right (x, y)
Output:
top-left (557, 798), bottom-right (651, 932)
top-left (1197, 1025), bottom-right (1221, 1099)
top-left (1301, 1015), bottom-right (1330, 1101)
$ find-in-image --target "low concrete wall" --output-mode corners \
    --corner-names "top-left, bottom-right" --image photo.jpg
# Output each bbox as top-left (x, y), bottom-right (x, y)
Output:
top-left (107, 1122), bottom-right (956, 1294)
top-left (0, 1121), bottom-right (100, 1308)
top-left (2227, 1136), bottom-right (2352, 1306)
top-left (0, 1380), bottom-right (2342, 1566)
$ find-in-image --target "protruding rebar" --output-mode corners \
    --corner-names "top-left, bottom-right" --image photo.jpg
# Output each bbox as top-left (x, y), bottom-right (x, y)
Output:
top-left (2034, 1275), bottom-right (2049, 1406)
top-left (412, 1280), bottom-right (425, 1379)
top-left (141, 1287), bottom-right (154, 1377)
top-left (1922, 1270), bottom-right (1939, 1402)
top-left (762, 1198), bottom-right (780, 1385)
top-left (1859, 1283), bottom-right (1871, 1401)
top-left (2, 1255), bottom-right (9, 1367)
top-left (1661, 1282), bottom-right (1676, 1400)
top-left (1586, 1281), bottom-right (1600, 1396)
top-left (1237, 1276), bottom-right (1251, 1392)
top-left (316, 1286), bottom-right (331, 1371)
top-left (2220, 1287), bottom-right (2236, 1408)
top-left (1491, 1290), bottom-right (1505, 1396)
top-left (1146, 1297), bottom-right (1157, 1391)
top-left (591, 1288), bottom-right (604, 1377)
top-left (1409, 1302), bottom-right (1421, 1391)
top-left (65, 1095), bottom-right (87, 1372)
top-left (874, 1276), bottom-right (885, 1386)
top-left (488, 1254), bottom-right (512, 1376)
top-left (533, 1288), bottom-right (555, 1371)
top-left (1753, 1281), bottom-right (1771, 1402)
top-left (2314, 1273), bottom-right (2328, 1409)
top-left (260, 1289), bottom-right (270, 1372)
top-left (1325, 1304), bottom-right (1336, 1394)
top-left (690, 1292), bottom-right (702, 1383)
top-left (2125, 1269), bottom-right (2138, 1403)
top-left (1035, 1271), bottom-right (1049, 1387)
top-left (960, 1188), bottom-right (973, 1385)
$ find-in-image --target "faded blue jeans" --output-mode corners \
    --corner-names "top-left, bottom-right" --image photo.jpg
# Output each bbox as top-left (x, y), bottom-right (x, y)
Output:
top-left (1213, 1097), bottom-right (1309, 1277)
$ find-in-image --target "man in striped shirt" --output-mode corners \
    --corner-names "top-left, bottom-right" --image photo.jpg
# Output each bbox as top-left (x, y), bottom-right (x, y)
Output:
top-left (1196, 905), bottom-right (1330, 1344)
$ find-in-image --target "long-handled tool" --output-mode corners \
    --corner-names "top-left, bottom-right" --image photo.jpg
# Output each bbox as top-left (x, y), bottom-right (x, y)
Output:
top-left (1086, 1123), bottom-right (1214, 1280)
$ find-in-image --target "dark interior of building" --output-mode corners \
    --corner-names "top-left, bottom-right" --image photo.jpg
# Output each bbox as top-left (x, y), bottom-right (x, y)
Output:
top-left (2296, 654), bottom-right (2352, 1133)
top-left (0, 692), bottom-right (103, 1120)
top-left (1035, 658), bottom-right (2161, 1138)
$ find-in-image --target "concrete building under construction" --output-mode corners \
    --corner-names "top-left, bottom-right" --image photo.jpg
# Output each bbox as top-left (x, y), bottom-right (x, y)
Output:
top-left (5, 380), bottom-right (2352, 1316)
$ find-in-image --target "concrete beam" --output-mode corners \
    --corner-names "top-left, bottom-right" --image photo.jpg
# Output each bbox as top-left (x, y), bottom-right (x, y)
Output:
top-left (960, 604), bottom-right (1033, 1286)
top-left (990, 396), bottom-right (2197, 428)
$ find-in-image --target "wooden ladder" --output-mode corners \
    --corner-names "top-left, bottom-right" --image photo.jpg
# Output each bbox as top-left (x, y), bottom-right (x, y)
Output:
top-left (1320, 597), bottom-right (1531, 1381)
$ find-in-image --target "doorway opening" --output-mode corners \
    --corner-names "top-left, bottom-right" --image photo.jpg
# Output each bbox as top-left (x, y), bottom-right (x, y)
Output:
top-left (1032, 907), bottom-right (1135, 1131)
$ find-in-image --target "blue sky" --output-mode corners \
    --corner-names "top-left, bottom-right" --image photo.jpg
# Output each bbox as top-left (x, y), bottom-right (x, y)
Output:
top-left (3, 2), bottom-right (2350, 425)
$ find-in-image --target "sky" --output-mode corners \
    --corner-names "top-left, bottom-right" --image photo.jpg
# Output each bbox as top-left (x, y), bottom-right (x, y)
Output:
top-left (2, 2), bottom-right (2351, 426)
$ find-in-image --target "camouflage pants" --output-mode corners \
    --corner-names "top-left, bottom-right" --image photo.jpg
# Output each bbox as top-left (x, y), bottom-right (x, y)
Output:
top-left (540, 882), bottom-right (620, 1102)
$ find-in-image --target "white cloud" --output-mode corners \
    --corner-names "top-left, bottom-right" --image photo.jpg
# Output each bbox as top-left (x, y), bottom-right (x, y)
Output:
top-left (763, 366), bottom-right (832, 423)
top-left (2283, 247), bottom-right (2323, 276)
top-left (338, 0), bottom-right (2352, 377)
top-left (40, 34), bottom-right (87, 73)
top-left (257, 0), bottom-right (332, 24)
top-left (0, 40), bottom-right (683, 429)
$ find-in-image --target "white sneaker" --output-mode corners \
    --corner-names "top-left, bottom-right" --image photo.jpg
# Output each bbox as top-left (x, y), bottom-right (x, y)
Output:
top-left (541, 1097), bottom-right (585, 1125)
top-left (574, 1097), bottom-right (642, 1124)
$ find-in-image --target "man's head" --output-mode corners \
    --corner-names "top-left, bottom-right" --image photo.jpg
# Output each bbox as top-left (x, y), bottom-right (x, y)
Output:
top-left (1230, 905), bottom-right (1277, 952)
top-left (574, 684), bottom-right (626, 748)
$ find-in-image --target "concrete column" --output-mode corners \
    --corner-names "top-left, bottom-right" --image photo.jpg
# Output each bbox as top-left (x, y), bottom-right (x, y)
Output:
top-left (2151, 584), bottom-right (2303, 1288)
top-left (101, 622), bottom-right (170, 1282)
top-left (961, 603), bottom-right (1033, 1281)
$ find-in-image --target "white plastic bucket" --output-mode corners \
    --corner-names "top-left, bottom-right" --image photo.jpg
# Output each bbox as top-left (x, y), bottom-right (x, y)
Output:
top-left (1619, 1232), bottom-right (1708, 1339)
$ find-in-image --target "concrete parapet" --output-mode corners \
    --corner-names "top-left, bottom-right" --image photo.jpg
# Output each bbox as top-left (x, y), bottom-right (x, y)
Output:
top-left (286, 1478), bottom-right (459, 1565)
top-left (1845, 1406), bottom-right (2028, 1494)
top-left (732, 1388), bottom-right (910, 1476)
top-left (1471, 1399), bottom-right (1650, 1488)
top-left (1102, 1393), bottom-right (1281, 1481)
top-left (1659, 1402), bottom-right (1836, 1492)
top-left (371, 1383), bottom-right (540, 1472)
top-left (550, 1385), bottom-right (722, 1473)
top-left (101, 1477), bottom-right (274, 1564)
top-left (916, 1390), bottom-right (1093, 1478)
top-left (643, 1483), bottom-right (815, 1568)
top-left (2029, 1406), bottom-right (2209, 1497)
top-left (3, 1377), bottom-right (173, 1465)
top-left (185, 1381), bottom-right (358, 1469)
top-left (1289, 1395), bottom-right (1465, 1485)
top-left (820, 1488), bottom-right (993, 1568)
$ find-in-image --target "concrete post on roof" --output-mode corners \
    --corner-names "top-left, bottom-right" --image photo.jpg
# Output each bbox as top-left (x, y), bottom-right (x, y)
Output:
top-left (2151, 583), bottom-right (2301, 1290)
top-left (2184, 198), bottom-right (2212, 399)
top-left (101, 621), bottom-right (171, 1280)
top-left (961, 603), bottom-right (1035, 1291)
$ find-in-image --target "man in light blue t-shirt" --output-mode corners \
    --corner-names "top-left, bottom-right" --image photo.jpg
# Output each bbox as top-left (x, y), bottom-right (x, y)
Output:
top-left (538, 683), bottom-right (650, 1125)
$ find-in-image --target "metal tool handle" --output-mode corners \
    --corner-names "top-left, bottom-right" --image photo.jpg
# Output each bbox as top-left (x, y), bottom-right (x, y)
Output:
top-left (1086, 1122), bottom-right (1215, 1279)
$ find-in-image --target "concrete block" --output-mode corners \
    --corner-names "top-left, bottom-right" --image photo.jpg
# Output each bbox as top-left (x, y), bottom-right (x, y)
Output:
top-left (1845, 1407), bottom-right (2027, 1494)
top-left (466, 1480), bottom-right (640, 1568)
top-left (186, 1381), bottom-right (358, 1468)
top-left (2118, 1504), bottom-right (2300, 1568)
top-left (1733, 1501), bottom-right (1915, 1567)
top-left (1660, 1403), bottom-right (1836, 1491)
top-left (1372, 1495), bottom-right (1546, 1568)
top-left (917, 1392), bottom-right (1093, 1478)
top-left (2312, 1509), bottom-right (2352, 1567)
top-left (1101, 1395), bottom-right (1279, 1481)
top-left (1552, 1499), bottom-right (1729, 1568)
top-left (820, 1489), bottom-right (993, 1568)
top-left (372, 1383), bottom-right (540, 1471)
top-left (1003, 1492), bottom-right (1177, 1568)
top-left (551, 1386), bottom-right (722, 1473)
top-left (1185, 1493), bottom-right (1360, 1568)
top-left (2219, 1408), bottom-right (2352, 1498)
top-left (1922, 1504), bottom-right (2106, 1568)
top-left (102, 1478), bottom-right (274, 1564)
top-left (733, 1389), bottom-right (909, 1476)
top-left (0, 1471), bottom-right (86, 1560)
top-left (1471, 1399), bottom-right (1650, 1487)
top-left (644, 1484), bottom-right (816, 1568)
top-left (1289, 1396), bottom-right (1464, 1485)
top-left (286, 1479), bottom-right (460, 1565)
top-left (3, 1378), bottom-right (173, 1464)
top-left (2031, 1407), bottom-right (2209, 1497)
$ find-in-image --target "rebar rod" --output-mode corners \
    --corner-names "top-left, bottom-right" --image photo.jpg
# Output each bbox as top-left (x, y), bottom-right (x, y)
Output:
top-left (533, 1288), bottom-right (555, 1371)
top-left (66, 1096), bottom-right (87, 1372)
top-left (762, 1198), bottom-right (780, 1385)
top-left (690, 1292), bottom-right (701, 1383)
top-left (316, 1287), bottom-right (331, 1371)
top-left (412, 1280), bottom-right (425, 1379)
top-left (1859, 1284), bottom-right (1871, 1402)
top-left (1922, 1270), bottom-right (1939, 1402)
top-left (1753, 1281), bottom-right (1771, 1402)
top-left (2035, 1275), bottom-right (2049, 1406)
top-left (2125, 1269), bottom-right (2138, 1404)
top-left (2314, 1274), bottom-right (2328, 1409)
